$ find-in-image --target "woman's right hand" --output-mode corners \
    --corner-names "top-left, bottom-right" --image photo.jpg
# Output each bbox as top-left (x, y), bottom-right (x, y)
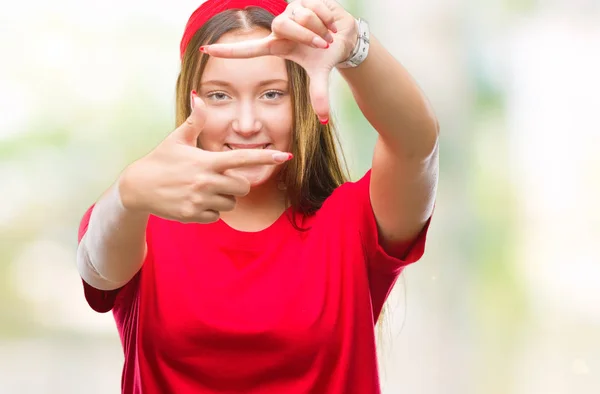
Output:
top-left (118, 94), bottom-right (293, 223)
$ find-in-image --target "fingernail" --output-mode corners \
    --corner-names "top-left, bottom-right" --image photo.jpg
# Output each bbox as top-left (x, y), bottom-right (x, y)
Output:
top-left (330, 22), bottom-right (338, 33)
top-left (324, 32), bottom-right (334, 44)
top-left (319, 118), bottom-right (329, 125)
top-left (273, 152), bottom-right (293, 163)
top-left (312, 36), bottom-right (329, 49)
top-left (199, 46), bottom-right (208, 53)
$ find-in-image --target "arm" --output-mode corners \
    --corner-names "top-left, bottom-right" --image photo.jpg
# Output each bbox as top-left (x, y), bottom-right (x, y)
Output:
top-left (77, 95), bottom-right (293, 292)
top-left (77, 178), bottom-right (149, 291)
top-left (338, 34), bottom-right (439, 256)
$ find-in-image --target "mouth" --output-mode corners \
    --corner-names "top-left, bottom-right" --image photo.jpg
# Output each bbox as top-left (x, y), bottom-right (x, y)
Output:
top-left (225, 143), bottom-right (271, 150)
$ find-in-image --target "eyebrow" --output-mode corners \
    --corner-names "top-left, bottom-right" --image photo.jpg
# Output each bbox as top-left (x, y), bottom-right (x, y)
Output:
top-left (201, 78), bottom-right (288, 88)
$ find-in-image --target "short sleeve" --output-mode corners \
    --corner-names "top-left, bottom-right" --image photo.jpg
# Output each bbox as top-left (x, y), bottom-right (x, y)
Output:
top-left (77, 205), bottom-right (123, 313)
top-left (347, 169), bottom-right (432, 275)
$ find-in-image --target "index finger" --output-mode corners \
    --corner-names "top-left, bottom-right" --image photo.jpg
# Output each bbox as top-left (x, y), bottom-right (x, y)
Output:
top-left (210, 149), bottom-right (293, 171)
top-left (300, 0), bottom-right (337, 32)
top-left (201, 35), bottom-right (274, 59)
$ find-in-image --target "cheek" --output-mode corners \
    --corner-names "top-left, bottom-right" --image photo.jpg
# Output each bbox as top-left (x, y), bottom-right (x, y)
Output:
top-left (197, 111), bottom-right (231, 150)
top-left (197, 129), bottom-right (222, 151)
top-left (265, 105), bottom-right (293, 143)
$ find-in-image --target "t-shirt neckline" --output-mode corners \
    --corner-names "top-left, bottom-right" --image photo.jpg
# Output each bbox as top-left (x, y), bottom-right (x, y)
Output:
top-left (211, 206), bottom-right (297, 250)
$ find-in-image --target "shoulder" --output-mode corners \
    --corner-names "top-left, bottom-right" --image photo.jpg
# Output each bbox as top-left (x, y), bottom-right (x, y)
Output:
top-left (317, 169), bottom-right (372, 218)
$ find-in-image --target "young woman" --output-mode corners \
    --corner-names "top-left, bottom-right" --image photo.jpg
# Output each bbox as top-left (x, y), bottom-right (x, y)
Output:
top-left (76, 0), bottom-right (439, 393)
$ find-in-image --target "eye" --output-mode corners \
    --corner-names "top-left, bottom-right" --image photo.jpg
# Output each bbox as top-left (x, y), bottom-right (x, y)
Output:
top-left (261, 90), bottom-right (285, 100)
top-left (207, 91), bottom-right (230, 101)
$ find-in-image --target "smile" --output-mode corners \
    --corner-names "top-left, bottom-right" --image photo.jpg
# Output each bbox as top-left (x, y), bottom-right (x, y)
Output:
top-left (225, 144), bottom-right (270, 150)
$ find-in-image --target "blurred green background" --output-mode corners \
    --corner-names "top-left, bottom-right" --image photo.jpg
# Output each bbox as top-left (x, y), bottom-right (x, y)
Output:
top-left (1, 0), bottom-right (599, 393)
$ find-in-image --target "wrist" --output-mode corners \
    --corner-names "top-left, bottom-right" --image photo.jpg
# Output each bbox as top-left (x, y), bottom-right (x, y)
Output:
top-left (336, 18), bottom-right (370, 69)
top-left (117, 165), bottom-right (147, 214)
top-left (342, 18), bottom-right (360, 62)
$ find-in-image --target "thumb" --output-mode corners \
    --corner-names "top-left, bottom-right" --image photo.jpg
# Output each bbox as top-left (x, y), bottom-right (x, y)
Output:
top-left (171, 92), bottom-right (206, 146)
top-left (307, 68), bottom-right (332, 124)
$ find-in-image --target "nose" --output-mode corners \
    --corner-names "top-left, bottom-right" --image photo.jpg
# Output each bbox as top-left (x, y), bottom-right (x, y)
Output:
top-left (232, 101), bottom-right (262, 137)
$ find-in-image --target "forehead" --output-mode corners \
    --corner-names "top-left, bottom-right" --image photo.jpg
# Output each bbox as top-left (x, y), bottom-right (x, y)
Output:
top-left (201, 29), bottom-right (288, 84)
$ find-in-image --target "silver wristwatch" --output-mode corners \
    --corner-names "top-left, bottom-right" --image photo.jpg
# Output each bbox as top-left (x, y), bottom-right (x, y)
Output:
top-left (337, 18), bottom-right (370, 69)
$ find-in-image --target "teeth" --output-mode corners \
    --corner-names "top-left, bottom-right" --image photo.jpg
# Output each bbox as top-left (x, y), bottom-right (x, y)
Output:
top-left (227, 144), bottom-right (269, 150)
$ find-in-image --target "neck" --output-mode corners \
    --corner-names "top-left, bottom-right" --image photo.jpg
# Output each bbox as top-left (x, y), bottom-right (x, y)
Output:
top-left (219, 178), bottom-right (288, 231)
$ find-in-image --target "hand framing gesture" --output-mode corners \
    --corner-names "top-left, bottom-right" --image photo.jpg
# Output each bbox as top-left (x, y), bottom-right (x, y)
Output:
top-left (201, 0), bottom-right (358, 123)
top-left (119, 95), bottom-right (293, 223)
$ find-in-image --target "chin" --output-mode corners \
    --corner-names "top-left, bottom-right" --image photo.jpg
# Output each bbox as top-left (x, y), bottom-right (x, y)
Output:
top-left (233, 165), bottom-right (277, 187)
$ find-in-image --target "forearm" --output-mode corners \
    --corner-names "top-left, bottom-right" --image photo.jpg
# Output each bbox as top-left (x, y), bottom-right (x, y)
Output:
top-left (338, 35), bottom-right (439, 159)
top-left (77, 178), bottom-right (149, 291)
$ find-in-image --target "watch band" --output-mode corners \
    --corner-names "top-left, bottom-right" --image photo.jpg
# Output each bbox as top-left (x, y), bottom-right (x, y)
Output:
top-left (337, 18), bottom-right (370, 69)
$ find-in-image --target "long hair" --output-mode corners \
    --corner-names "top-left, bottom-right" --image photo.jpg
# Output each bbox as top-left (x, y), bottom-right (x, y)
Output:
top-left (175, 7), bottom-right (349, 219)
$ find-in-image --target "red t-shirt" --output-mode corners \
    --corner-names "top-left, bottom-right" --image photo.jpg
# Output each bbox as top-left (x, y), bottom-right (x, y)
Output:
top-left (78, 170), bottom-right (430, 394)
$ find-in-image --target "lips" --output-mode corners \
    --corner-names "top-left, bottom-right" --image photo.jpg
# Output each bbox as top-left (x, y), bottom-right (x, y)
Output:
top-left (225, 143), bottom-right (270, 150)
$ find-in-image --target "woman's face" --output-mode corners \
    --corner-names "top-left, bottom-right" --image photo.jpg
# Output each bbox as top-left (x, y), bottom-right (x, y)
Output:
top-left (198, 28), bottom-right (293, 186)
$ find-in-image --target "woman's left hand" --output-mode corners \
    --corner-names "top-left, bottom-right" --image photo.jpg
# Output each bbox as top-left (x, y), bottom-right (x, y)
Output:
top-left (201, 0), bottom-right (357, 122)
